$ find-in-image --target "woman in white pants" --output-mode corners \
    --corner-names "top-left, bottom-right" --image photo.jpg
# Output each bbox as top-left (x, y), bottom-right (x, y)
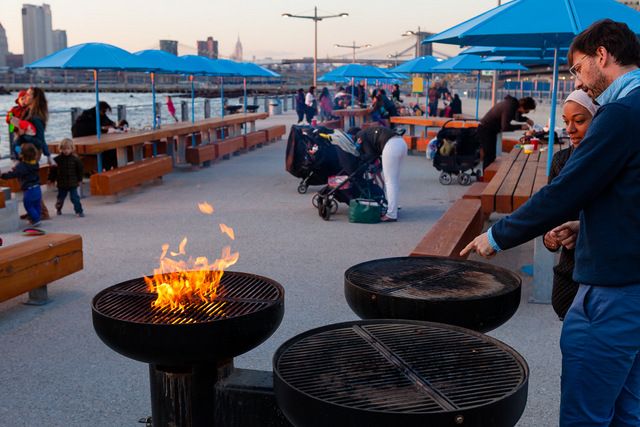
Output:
top-left (355, 127), bottom-right (407, 222)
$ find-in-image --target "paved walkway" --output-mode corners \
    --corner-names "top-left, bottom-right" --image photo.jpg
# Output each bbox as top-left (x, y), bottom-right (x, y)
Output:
top-left (0, 109), bottom-right (561, 427)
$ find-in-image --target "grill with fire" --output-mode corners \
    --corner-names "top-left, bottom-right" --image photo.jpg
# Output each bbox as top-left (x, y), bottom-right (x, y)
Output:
top-left (91, 203), bottom-right (528, 427)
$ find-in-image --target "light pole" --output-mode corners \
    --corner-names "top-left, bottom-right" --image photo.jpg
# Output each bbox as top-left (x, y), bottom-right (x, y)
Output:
top-left (388, 52), bottom-right (403, 67)
top-left (334, 41), bottom-right (371, 63)
top-left (282, 6), bottom-right (349, 87)
top-left (402, 26), bottom-right (422, 58)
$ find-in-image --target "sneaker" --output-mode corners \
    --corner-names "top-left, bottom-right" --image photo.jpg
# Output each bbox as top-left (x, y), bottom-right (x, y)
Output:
top-left (30, 221), bottom-right (42, 227)
top-left (56, 209), bottom-right (62, 215)
top-left (380, 215), bottom-right (397, 223)
top-left (76, 212), bottom-right (85, 218)
top-left (20, 213), bottom-right (29, 220)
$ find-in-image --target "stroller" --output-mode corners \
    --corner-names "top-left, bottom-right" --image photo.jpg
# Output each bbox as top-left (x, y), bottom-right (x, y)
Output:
top-left (285, 125), bottom-right (343, 194)
top-left (432, 120), bottom-right (482, 185)
top-left (312, 151), bottom-right (387, 221)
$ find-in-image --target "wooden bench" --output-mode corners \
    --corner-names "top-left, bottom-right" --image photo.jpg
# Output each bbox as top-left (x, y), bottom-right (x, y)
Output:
top-left (0, 164), bottom-right (50, 193)
top-left (502, 138), bottom-right (520, 153)
top-left (462, 182), bottom-right (488, 200)
top-left (89, 155), bottom-right (173, 196)
top-left (483, 158), bottom-right (502, 182)
top-left (0, 233), bottom-right (83, 305)
top-left (217, 136), bottom-right (245, 158)
top-left (0, 190), bottom-right (5, 209)
top-left (243, 131), bottom-right (267, 150)
top-left (264, 125), bottom-right (287, 143)
top-left (410, 199), bottom-right (484, 259)
top-left (185, 143), bottom-right (217, 166)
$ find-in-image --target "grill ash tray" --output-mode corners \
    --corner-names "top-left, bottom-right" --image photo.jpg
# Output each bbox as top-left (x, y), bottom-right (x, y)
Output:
top-left (273, 320), bottom-right (528, 427)
top-left (345, 257), bottom-right (521, 332)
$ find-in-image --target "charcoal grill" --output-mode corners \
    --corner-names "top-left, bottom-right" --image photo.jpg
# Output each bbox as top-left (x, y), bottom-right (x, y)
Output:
top-left (273, 320), bottom-right (528, 427)
top-left (92, 271), bottom-right (285, 427)
top-left (345, 256), bottom-right (521, 332)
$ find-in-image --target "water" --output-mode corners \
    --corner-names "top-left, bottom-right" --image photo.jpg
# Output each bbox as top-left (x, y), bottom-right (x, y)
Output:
top-left (0, 92), bottom-right (269, 158)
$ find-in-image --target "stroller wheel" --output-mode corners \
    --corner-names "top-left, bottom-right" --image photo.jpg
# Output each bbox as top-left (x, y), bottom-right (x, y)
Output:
top-left (329, 199), bottom-right (339, 214)
top-left (319, 202), bottom-right (332, 220)
top-left (458, 173), bottom-right (472, 186)
top-left (312, 193), bottom-right (320, 208)
top-left (297, 183), bottom-right (308, 194)
top-left (474, 169), bottom-right (482, 177)
top-left (439, 172), bottom-right (452, 185)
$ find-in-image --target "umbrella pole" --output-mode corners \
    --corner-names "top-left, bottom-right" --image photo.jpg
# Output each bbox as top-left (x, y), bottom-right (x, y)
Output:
top-left (190, 75), bottom-right (196, 147)
top-left (94, 69), bottom-right (103, 173)
top-left (151, 72), bottom-right (157, 129)
top-left (546, 48), bottom-right (559, 175)
top-left (220, 77), bottom-right (225, 139)
top-left (425, 75), bottom-right (431, 117)
top-left (476, 72), bottom-right (481, 120)
top-left (243, 77), bottom-right (248, 135)
top-left (350, 77), bottom-right (355, 128)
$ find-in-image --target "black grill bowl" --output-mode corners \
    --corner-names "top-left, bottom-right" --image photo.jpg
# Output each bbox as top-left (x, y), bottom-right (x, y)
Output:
top-left (92, 271), bottom-right (284, 365)
top-left (273, 320), bottom-right (528, 427)
top-left (345, 257), bottom-right (521, 332)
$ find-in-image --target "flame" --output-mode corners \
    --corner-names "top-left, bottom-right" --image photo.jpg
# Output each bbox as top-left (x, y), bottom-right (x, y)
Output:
top-left (198, 202), bottom-right (214, 215)
top-left (220, 224), bottom-right (235, 240)
top-left (145, 238), bottom-right (239, 312)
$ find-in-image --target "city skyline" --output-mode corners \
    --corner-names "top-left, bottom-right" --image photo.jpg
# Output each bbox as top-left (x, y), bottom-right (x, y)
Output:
top-left (0, 0), bottom-right (502, 61)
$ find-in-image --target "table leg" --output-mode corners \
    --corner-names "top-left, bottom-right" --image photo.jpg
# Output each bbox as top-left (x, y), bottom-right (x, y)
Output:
top-left (250, 121), bottom-right (256, 132)
top-left (176, 135), bottom-right (187, 164)
top-left (97, 153), bottom-right (103, 173)
top-left (116, 147), bottom-right (128, 167)
top-left (132, 144), bottom-right (144, 162)
top-left (409, 124), bottom-right (415, 137)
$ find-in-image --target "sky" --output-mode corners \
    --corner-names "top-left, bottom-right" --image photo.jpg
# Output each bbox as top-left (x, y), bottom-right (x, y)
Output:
top-left (1, 0), bottom-right (502, 60)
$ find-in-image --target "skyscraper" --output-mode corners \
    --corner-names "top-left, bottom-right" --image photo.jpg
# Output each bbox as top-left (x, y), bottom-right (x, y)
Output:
top-left (0, 23), bottom-right (8, 67)
top-left (52, 29), bottom-right (67, 52)
top-left (159, 40), bottom-right (178, 55)
top-left (22, 3), bottom-right (54, 65)
top-left (230, 36), bottom-right (243, 62)
top-left (197, 36), bottom-right (218, 59)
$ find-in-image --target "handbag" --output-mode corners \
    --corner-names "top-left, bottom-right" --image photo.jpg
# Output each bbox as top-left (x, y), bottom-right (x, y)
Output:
top-left (349, 199), bottom-right (381, 224)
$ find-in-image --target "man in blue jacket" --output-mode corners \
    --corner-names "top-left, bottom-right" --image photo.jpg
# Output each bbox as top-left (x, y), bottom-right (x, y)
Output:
top-left (461, 19), bottom-right (640, 426)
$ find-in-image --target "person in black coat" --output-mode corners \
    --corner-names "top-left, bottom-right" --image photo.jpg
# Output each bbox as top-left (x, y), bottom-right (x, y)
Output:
top-left (477, 95), bottom-right (535, 169)
top-left (72, 101), bottom-right (117, 170)
top-left (450, 94), bottom-right (462, 115)
top-left (49, 138), bottom-right (84, 217)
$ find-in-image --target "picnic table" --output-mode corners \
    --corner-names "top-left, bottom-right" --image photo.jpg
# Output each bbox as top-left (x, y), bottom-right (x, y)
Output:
top-left (390, 116), bottom-right (479, 152)
top-left (333, 107), bottom-right (371, 128)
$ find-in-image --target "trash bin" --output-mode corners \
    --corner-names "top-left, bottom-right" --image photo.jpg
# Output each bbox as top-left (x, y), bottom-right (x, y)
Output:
top-left (269, 100), bottom-right (282, 115)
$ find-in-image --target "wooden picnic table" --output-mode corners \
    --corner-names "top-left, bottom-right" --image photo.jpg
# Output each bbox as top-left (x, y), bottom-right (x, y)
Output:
top-left (480, 146), bottom-right (565, 215)
top-left (47, 112), bottom-right (268, 171)
top-left (333, 107), bottom-right (371, 128)
top-left (390, 116), bottom-right (479, 136)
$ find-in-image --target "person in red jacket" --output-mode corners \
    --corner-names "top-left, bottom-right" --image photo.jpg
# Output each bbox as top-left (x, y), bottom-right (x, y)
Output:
top-left (5, 90), bottom-right (27, 159)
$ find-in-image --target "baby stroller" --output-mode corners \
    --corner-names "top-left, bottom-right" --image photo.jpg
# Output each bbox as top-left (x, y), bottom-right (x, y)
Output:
top-left (285, 125), bottom-right (342, 194)
top-left (312, 155), bottom-right (387, 221)
top-left (432, 120), bottom-right (482, 186)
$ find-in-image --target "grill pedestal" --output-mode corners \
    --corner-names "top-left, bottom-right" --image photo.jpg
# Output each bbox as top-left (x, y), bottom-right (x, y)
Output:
top-left (149, 361), bottom-right (233, 427)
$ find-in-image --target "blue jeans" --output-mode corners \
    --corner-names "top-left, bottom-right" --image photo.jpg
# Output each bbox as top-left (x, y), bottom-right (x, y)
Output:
top-left (56, 186), bottom-right (83, 214)
top-left (560, 283), bottom-right (640, 426)
top-left (23, 186), bottom-right (42, 223)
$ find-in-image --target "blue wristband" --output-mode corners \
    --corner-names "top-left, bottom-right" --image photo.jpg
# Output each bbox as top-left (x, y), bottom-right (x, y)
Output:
top-left (487, 227), bottom-right (502, 252)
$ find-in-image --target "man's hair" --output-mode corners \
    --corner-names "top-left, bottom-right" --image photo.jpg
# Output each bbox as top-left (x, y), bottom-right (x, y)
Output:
top-left (98, 101), bottom-right (112, 112)
top-left (519, 97), bottom-right (536, 111)
top-left (20, 143), bottom-right (37, 162)
top-left (569, 19), bottom-right (640, 67)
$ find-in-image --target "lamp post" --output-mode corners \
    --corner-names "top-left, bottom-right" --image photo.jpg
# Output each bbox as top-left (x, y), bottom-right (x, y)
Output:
top-left (282, 6), bottom-right (348, 87)
top-left (402, 26), bottom-right (422, 58)
top-left (334, 41), bottom-right (371, 63)
top-left (388, 52), bottom-right (403, 67)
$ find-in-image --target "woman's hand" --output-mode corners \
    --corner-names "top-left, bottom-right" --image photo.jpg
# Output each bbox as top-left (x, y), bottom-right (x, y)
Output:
top-left (543, 231), bottom-right (560, 251)
top-left (551, 220), bottom-right (580, 249)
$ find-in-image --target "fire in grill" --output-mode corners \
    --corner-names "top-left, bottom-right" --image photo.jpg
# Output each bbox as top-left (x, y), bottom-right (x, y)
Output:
top-left (274, 320), bottom-right (528, 427)
top-left (344, 257), bottom-right (521, 332)
top-left (92, 271), bottom-right (285, 427)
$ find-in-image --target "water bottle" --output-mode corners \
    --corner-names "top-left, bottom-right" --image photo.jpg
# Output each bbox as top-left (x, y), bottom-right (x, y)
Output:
top-left (156, 114), bottom-right (161, 128)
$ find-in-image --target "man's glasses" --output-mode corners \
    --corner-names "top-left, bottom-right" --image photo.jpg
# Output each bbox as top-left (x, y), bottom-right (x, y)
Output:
top-left (569, 55), bottom-right (588, 79)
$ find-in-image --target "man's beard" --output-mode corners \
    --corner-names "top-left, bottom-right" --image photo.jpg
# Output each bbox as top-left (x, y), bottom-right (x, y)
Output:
top-left (583, 69), bottom-right (609, 100)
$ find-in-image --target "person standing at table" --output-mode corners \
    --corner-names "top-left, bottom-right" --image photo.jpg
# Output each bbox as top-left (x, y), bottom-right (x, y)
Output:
top-left (461, 19), bottom-right (640, 426)
top-left (295, 88), bottom-right (306, 124)
top-left (477, 95), bottom-right (536, 169)
top-left (305, 86), bottom-right (317, 124)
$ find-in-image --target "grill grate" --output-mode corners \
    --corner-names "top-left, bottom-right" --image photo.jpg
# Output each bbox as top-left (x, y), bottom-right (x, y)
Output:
top-left (275, 322), bottom-right (527, 413)
top-left (94, 272), bottom-right (282, 325)
top-left (345, 257), bottom-right (520, 300)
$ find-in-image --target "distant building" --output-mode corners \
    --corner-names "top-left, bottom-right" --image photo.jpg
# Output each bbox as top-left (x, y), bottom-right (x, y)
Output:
top-left (618, 0), bottom-right (640, 10)
top-left (159, 40), bottom-right (178, 55)
top-left (6, 53), bottom-right (24, 69)
top-left (197, 36), bottom-right (218, 59)
top-left (52, 29), bottom-right (67, 52)
top-left (230, 36), bottom-right (243, 62)
top-left (22, 3), bottom-right (54, 65)
top-left (0, 23), bottom-right (8, 67)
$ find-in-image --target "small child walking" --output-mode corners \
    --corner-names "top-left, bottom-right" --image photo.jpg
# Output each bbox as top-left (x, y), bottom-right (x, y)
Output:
top-left (0, 143), bottom-right (42, 226)
top-left (50, 138), bottom-right (84, 217)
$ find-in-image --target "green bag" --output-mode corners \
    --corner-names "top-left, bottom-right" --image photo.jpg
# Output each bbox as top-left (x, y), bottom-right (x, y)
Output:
top-left (349, 199), bottom-right (381, 224)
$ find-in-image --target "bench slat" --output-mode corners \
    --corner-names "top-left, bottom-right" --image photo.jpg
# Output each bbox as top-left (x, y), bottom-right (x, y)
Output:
top-left (265, 125), bottom-right (286, 142)
top-left (0, 233), bottom-right (83, 303)
top-left (481, 152), bottom-right (519, 215)
top-left (410, 199), bottom-right (484, 259)
top-left (185, 144), bottom-right (217, 165)
top-left (244, 130), bottom-right (267, 150)
top-left (513, 150), bottom-right (541, 210)
top-left (217, 136), bottom-right (245, 157)
top-left (496, 150), bottom-right (528, 213)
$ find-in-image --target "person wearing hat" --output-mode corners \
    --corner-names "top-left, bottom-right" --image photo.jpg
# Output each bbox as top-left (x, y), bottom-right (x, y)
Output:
top-left (542, 90), bottom-right (599, 320)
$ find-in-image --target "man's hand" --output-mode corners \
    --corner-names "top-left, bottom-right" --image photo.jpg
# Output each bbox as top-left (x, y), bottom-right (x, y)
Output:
top-left (551, 220), bottom-right (580, 249)
top-left (460, 233), bottom-right (497, 259)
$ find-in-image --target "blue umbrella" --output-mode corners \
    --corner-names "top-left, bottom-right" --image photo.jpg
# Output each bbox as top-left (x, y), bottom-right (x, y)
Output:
top-left (321, 64), bottom-right (391, 107)
top-left (391, 56), bottom-right (445, 117)
top-left (462, 46), bottom-right (569, 58)
top-left (27, 43), bottom-right (149, 172)
top-left (427, 0), bottom-right (640, 174)
top-left (432, 54), bottom-right (527, 119)
top-left (482, 55), bottom-right (567, 64)
top-left (235, 63), bottom-right (281, 121)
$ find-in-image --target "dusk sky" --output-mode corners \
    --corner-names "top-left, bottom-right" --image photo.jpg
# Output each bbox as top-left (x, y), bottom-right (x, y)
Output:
top-left (2, 0), bottom-right (501, 60)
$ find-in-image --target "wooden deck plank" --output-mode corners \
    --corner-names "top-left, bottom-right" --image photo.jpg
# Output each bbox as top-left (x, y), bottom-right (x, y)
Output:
top-left (513, 150), bottom-right (541, 210)
top-left (480, 150), bottom-right (520, 215)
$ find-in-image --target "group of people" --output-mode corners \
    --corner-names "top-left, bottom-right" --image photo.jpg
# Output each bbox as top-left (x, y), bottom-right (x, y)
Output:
top-left (3, 87), bottom-right (85, 231)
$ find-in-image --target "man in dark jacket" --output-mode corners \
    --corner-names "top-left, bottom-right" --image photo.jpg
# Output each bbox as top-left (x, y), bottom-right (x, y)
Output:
top-left (461, 19), bottom-right (640, 426)
top-left (477, 95), bottom-right (535, 169)
top-left (71, 101), bottom-right (116, 138)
